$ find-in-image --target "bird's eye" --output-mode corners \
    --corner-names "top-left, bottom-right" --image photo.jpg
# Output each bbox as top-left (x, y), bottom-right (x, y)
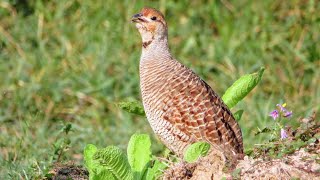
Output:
top-left (151, 16), bottom-right (157, 21)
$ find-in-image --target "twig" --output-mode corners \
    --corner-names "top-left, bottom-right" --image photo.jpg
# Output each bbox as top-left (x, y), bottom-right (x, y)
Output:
top-left (220, 0), bottom-right (235, 13)
top-left (0, 25), bottom-right (26, 60)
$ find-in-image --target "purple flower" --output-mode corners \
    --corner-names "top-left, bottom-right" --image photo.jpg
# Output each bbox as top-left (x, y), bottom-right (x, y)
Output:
top-left (276, 103), bottom-right (293, 118)
top-left (280, 128), bottom-right (288, 139)
top-left (283, 110), bottom-right (293, 118)
top-left (269, 110), bottom-right (279, 120)
top-left (276, 104), bottom-right (286, 112)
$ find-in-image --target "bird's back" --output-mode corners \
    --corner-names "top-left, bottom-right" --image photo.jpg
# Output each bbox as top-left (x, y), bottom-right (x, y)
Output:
top-left (140, 56), bottom-right (243, 157)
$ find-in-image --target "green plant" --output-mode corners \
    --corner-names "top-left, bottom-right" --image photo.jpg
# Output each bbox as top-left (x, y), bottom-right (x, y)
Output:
top-left (247, 105), bottom-right (318, 158)
top-left (117, 101), bottom-right (146, 116)
top-left (248, 122), bottom-right (319, 158)
top-left (127, 133), bottom-right (152, 179)
top-left (183, 142), bottom-right (210, 163)
top-left (52, 123), bottom-right (73, 162)
top-left (84, 133), bottom-right (167, 180)
top-left (222, 67), bottom-right (265, 108)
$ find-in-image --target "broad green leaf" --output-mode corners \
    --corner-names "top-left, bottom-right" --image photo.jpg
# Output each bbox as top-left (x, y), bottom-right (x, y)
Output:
top-left (127, 133), bottom-right (152, 179)
top-left (233, 109), bottom-right (244, 121)
top-left (93, 146), bottom-right (133, 180)
top-left (222, 67), bottom-right (265, 108)
top-left (117, 101), bottom-right (145, 116)
top-left (84, 144), bottom-right (114, 180)
top-left (184, 142), bottom-right (210, 163)
top-left (84, 144), bottom-right (98, 171)
top-left (145, 160), bottom-right (168, 180)
top-left (91, 170), bottom-right (116, 180)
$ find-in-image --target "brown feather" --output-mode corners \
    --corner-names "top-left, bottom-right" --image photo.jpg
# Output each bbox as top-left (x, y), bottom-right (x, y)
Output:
top-left (140, 57), bottom-right (243, 156)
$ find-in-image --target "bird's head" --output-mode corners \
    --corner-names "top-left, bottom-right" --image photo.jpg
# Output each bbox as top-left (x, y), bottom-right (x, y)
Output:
top-left (131, 7), bottom-right (168, 47)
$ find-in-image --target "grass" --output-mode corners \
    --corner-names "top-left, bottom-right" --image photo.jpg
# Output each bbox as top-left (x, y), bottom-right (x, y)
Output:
top-left (0, 0), bottom-right (319, 179)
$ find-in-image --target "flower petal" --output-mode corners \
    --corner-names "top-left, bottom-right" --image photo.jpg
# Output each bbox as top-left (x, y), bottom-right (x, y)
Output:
top-left (283, 111), bottom-right (293, 118)
top-left (269, 110), bottom-right (279, 120)
top-left (280, 129), bottom-right (288, 139)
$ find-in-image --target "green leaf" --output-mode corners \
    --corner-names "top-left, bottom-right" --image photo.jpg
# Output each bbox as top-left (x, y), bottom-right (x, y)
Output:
top-left (222, 67), bottom-right (265, 108)
top-left (63, 123), bottom-right (72, 134)
top-left (84, 144), bottom-right (113, 180)
top-left (117, 100), bottom-right (145, 116)
top-left (93, 146), bottom-right (133, 180)
top-left (127, 133), bottom-right (152, 179)
top-left (184, 142), bottom-right (210, 163)
top-left (233, 109), bottom-right (244, 121)
top-left (84, 144), bottom-right (98, 171)
top-left (145, 160), bottom-right (168, 180)
top-left (91, 170), bottom-right (116, 180)
top-left (254, 127), bottom-right (272, 136)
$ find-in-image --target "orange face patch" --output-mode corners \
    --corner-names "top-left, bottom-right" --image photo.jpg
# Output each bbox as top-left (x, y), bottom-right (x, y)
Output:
top-left (147, 24), bottom-right (156, 32)
top-left (141, 7), bottom-right (165, 21)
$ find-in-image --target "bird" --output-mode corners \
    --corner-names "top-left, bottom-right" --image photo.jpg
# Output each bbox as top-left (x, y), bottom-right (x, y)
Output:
top-left (131, 7), bottom-right (243, 158)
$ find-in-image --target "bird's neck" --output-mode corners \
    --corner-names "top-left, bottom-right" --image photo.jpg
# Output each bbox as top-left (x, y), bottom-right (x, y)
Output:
top-left (140, 36), bottom-right (172, 63)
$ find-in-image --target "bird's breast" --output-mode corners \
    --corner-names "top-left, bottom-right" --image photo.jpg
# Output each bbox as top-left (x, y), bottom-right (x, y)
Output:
top-left (139, 59), bottom-right (171, 118)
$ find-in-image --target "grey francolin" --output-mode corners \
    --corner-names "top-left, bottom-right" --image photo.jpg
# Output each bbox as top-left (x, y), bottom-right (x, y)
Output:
top-left (132, 7), bottom-right (243, 157)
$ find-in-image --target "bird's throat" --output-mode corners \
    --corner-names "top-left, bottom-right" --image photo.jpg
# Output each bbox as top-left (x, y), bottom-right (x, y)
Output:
top-left (140, 37), bottom-right (171, 61)
top-left (142, 40), bottom-right (153, 48)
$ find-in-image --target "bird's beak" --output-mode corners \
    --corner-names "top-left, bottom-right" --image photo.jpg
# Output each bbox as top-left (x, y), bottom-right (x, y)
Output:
top-left (131, 13), bottom-right (146, 23)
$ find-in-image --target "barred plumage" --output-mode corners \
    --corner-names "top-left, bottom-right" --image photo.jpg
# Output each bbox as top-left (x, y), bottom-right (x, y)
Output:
top-left (132, 7), bottom-right (243, 157)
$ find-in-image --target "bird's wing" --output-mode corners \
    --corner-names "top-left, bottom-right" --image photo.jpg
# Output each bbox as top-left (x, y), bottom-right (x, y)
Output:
top-left (161, 60), bottom-right (243, 154)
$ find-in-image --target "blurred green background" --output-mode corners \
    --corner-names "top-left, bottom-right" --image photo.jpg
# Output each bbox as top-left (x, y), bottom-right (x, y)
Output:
top-left (0, 0), bottom-right (319, 178)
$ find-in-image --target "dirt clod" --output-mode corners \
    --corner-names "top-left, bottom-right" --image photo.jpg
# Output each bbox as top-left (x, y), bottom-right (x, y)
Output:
top-left (163, 148), bottom-right (233, 179)
top-left (48, 163), bottom-right (89, 180)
